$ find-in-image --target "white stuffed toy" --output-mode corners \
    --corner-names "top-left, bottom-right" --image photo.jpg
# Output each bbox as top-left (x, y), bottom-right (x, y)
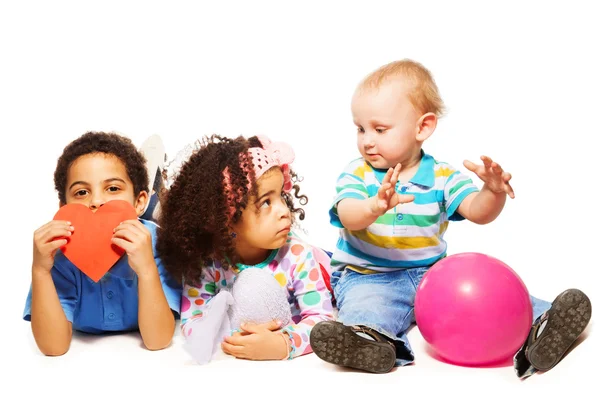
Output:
top-left (228, 267), bottom-right (292, 330)
top-left (183, 267), bottom-right (291, 364)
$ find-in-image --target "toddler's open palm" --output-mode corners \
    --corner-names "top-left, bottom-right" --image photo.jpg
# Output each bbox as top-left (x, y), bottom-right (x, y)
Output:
top-left (463, 156), bottom-right (515, 199)
top-left (372, 163), bottom-right (415, 215)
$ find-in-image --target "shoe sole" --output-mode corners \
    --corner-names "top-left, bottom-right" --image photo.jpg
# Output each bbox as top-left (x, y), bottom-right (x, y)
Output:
top-left (310, 321), bottom-right (396, 373)
top-left (527, 288), bottom-right (592, 371)
top-left (139, 134), bottom-right (165, 214)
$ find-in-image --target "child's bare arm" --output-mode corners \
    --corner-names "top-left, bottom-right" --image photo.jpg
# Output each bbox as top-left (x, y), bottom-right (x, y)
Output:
top-left (137, 270), bottom-right (176, 350)
top-left (31, 269), bottom-right (73, 355)
top-left (457, 189), bottom-right (507, 224)
top-left (30, 221), bottom-right (74, 356)
top-left (337, 197), bottom-right (381, 231)
top-left (112, 220), bottom-right (175, 350)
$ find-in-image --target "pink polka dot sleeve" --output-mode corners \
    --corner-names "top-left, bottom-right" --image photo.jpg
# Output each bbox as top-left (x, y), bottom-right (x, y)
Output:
top-left (280, 242), bottom-right (335, 358)
top-left (179, 267), bottom-right (220, 335)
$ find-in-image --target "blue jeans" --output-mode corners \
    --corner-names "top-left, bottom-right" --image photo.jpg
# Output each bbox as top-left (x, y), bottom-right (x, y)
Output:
top-left (331, 267), bottom-right (551, 366)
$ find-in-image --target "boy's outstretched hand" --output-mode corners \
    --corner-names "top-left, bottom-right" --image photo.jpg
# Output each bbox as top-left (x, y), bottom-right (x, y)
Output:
top-left (463, 156), bottom-right (515, 199)
top-left (370, 163), bottom-right (415, 216)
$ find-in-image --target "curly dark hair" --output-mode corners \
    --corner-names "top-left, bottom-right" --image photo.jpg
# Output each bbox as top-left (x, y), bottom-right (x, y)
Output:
top-left (156, 134), bottom-right (308, 284)
top-left (54, 131), bottom-right (149, 204)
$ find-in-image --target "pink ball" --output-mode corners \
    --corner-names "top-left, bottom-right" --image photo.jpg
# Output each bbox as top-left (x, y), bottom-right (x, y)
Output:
top-left (415, 252), bottom-right (532, 366)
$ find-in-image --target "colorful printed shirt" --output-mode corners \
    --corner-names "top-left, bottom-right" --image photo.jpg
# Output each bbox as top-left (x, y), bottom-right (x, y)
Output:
top-left (180, 232), bottom-right (334, 358)
top-left (329, 152), bottom-right (479, 273)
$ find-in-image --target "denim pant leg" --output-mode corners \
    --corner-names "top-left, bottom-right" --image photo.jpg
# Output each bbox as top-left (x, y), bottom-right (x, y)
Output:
top-left (332, 268), bottom-right (428, 366)
top-left (513, 294), bottom-right (552, 379)
top-left (531, 295), bottom-right (552, 322)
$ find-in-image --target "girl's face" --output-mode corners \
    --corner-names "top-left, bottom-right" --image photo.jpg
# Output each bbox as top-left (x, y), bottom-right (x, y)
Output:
top-left (232, 167), bottom-right (291, 265)
top-left (64, 153), bottom-right (148, 215)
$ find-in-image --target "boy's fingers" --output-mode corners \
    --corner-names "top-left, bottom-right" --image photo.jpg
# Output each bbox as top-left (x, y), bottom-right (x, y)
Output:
top-left (378, 183), bottom-right (391, 199)
top-left (390, 163), bottom-right (401, 184)
top-left (111, 237), bottom-right (132, 252)
top-left (505, 183), bottom-right (515, 199)
top-left (397, 194), bottom-right (415, 204)
top-left (39, 227), bottom-right (72, 245)
top-left (480, 156), bottom-right (492, 169)
top-left (45, 239), bottom-right (68, 252)
top-left (463, 160), bottom-right (478, 173)
top-left (381, 167), bottom-right (394, 184)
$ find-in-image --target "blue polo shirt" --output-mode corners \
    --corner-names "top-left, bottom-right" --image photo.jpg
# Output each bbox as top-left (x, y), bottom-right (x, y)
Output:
top-left (23, 219), bottom-right (181, 334)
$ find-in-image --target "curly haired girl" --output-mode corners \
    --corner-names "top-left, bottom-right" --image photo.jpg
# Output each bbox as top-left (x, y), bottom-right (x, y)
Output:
top-left (157, 134), bottom-right (334, 362)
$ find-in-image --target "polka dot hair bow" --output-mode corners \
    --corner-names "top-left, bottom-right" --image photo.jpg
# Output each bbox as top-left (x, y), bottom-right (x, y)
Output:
top-left (248, 135), bottom-right (295, 191)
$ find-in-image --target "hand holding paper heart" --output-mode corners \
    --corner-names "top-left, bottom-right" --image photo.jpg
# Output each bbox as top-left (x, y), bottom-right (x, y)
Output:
top-left (52, 200), bottom-right (139, 282)
top-left (111, 219), bottom-right (157, 278)
top-left (32, 220), bottom-right (75, 273)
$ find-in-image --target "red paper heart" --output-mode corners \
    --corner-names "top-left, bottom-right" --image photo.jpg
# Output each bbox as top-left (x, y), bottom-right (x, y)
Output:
top-left (53, 200), bottom-right (139, 282)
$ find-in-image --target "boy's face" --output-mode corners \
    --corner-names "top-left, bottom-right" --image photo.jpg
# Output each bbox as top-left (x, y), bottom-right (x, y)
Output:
top-left (63, 153), bottom-right (148, 215)
top-left (232, 168), bottom-right (292, 262)
top-left (351, 79), bottom-right (423, 170)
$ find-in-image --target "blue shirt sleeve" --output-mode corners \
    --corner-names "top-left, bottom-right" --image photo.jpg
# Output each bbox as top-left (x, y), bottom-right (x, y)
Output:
top-left (156, 256), bottom-right (182, 318)
top-left (143, 218), bottom-right (182, 318)
top-left (329, 161), bottom-right (370, 228)
top-left (444, 170), bottom-right (479, 221)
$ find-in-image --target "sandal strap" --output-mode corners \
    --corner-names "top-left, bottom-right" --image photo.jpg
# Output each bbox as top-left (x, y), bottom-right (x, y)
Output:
top-left (351, 325), bottom-right (393, 344)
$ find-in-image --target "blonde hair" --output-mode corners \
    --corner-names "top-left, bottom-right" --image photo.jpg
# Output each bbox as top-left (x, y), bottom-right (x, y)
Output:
top-left (359, 59), bottom-right (446, 117)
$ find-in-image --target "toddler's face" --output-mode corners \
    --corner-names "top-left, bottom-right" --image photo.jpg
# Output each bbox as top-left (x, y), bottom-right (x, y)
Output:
top-left (64, 153), bottom-right (147, 215)
top-left (351, 79), bottom-right (422, 170)
top-left (232, 168), bottom-right (291, 259)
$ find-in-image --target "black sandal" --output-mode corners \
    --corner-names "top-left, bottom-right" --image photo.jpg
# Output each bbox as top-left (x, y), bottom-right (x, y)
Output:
top-left (526, 288), bottom-right (592, 372)
top-left (310, 321), bottom-right (396, 373)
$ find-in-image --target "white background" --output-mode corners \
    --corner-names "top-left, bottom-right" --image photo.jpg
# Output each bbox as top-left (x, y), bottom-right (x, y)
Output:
top-left (1, 1), bottom-right (598, 398)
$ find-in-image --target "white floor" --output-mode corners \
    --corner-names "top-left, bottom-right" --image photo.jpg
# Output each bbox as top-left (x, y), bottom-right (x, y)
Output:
top-left (3, 1), bottom-right (599, 398)
top-left (8, 316), bottom-right (595, 399)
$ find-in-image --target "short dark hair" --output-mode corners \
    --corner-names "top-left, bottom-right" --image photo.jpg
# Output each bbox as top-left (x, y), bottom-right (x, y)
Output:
top-left (54, 131), bottom-right (149, 204)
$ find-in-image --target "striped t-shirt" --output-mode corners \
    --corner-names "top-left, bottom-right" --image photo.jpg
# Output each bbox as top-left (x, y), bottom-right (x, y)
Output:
top-left (329, 152), bottom-right (479, 273)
